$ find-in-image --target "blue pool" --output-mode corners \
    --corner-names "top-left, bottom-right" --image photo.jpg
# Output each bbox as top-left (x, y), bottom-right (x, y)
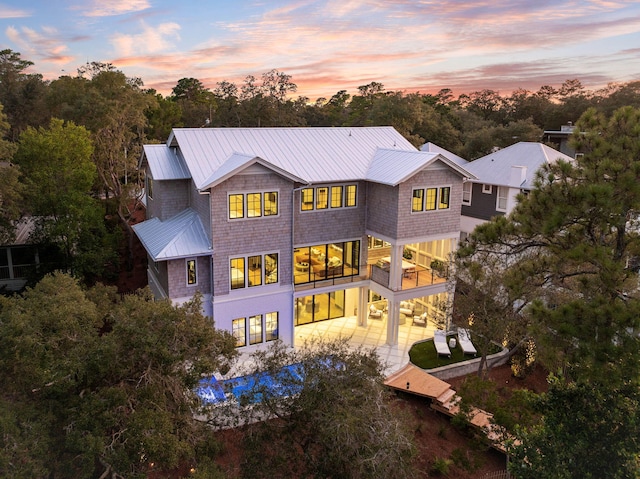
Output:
top-left (197, 363), bottom-right (305, 405)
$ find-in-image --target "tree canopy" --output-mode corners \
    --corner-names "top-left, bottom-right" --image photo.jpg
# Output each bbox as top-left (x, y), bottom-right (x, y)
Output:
top-left (0, 273), bottom-right (237, 478)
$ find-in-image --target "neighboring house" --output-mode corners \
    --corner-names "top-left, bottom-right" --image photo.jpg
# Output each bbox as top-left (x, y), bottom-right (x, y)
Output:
top-left (420, 142), bottom-right (468, 167)
top-left (543, 122), bottom-right (577, 158)
top-left (132, 127), bottom-right (475, 350)
top-left (0, 218), bottom-right (40, 293)
top-left (460, 142), bottom-right (573, 238)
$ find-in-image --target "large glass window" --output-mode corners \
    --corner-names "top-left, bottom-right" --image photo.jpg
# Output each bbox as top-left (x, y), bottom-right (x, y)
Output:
top-left (265, 312), bottom-right (278, 341)
top-left (249, 315), bottom-right (262, 345)
top-left (294, 240), bottom-right (360, 284)
top-left (186, 259), bottom-right (197, 285)
top-left (232, 318), bottom-right (246, 347)
top-left (412, 189), bottom-right (424, 212)
top-left (247, 193), bottom-right (262, 218)
top-left (331, 186), bottom-right (343, 208)
top-left (229, 194), bottom-right (244, 219)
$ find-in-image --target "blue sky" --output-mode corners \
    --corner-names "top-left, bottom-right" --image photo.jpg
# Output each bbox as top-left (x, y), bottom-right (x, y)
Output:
top-left (1, 0), bottom-right (639, 100)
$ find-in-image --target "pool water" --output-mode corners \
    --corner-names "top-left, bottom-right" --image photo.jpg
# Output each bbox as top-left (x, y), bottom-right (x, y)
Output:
top-left (197, 363), bottom-right (305, 405)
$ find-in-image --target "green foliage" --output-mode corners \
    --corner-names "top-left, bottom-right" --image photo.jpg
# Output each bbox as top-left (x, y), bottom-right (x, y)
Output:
top-left (430, 456), bottom-right (453, 475)
top-left (207, 339), bottom-right (417, 479)
top-left (509, 378), bottom-right (640, 478)
top-left (0, 274), bottom-right (237, 478)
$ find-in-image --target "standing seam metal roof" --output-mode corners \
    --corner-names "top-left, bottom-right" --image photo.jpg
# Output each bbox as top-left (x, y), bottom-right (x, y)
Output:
top-left (168, 127), bottom-right (418, 189)
top-left (463, 142), bottom-right (573, 189)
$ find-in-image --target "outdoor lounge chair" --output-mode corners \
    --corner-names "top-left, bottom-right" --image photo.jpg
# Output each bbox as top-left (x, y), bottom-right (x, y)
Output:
top-left (458, 328), bottom-right (477, 356)
top-left (433, 330), bottom-right (451, 357)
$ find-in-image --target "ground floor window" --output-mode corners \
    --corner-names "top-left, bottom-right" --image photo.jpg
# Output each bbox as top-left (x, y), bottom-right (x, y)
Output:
top-left (295, 290), bottom-right (345, 326)
top-left (232, 311), bottom-right (279, 347)
top-left (232, 318), bottom-right (246, 347)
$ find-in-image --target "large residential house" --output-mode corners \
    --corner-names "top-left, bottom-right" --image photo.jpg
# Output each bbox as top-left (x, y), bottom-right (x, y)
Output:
top-left (132, 127), bottom-right (475, 351)
top-left (0, 218), bottom-right (40, 293)
top-left (460, 142), bottom-right (573, 238)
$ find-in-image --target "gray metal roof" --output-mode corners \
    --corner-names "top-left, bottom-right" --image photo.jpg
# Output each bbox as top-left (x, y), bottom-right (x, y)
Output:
top-left (131, 208), bottom-right (211, 261)
top-left (463, 142), bottom-right (573, 189)
top-left (199, 153), bottom-right (307, 190)
top-left (420, 142), bottom-right (468, 166)
top-left (143, 144), bottom-right (190, 180)
top-left (166, 127), bottom-right (418, 189)
top-left (367, 149), bottom-right (475, 186)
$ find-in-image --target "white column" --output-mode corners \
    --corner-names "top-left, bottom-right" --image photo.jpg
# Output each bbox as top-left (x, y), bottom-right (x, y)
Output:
top-left (357, 286), bottom-right (368, 327)
top-left (386, 298), bottom-right (399, 345)
top-left (389, 244), bottom-right (403, 291)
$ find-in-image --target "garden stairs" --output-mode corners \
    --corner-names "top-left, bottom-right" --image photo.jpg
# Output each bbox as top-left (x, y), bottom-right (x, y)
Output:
top-left (384, 363), bottom-right (508, 452)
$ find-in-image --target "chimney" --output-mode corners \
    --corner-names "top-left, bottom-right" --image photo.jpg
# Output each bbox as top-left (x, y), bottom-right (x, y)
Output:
top-left (510, 165), bottom-right (527, 186)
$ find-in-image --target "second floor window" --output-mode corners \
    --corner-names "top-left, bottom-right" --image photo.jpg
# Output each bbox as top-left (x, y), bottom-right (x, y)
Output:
top-left (412, 186), bottom-right (451, 212)
top-left (301, 184), bottom-right (357, 211)
top-left (230, 252), bottom-right (279, 289)
top-left (229, 191), bottom-right (278, 219)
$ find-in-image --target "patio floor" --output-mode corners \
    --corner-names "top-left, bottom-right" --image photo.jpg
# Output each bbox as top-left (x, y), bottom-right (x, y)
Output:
top-left (294, 314), bottom-right (438, 374)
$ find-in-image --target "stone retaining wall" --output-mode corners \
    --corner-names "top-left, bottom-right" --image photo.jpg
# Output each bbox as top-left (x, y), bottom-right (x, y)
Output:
top-left (414, 336), bottom-right (510, 380)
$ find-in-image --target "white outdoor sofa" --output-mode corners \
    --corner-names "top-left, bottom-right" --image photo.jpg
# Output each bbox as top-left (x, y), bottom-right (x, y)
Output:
top-left (433, 330), bottom-right (451, 357)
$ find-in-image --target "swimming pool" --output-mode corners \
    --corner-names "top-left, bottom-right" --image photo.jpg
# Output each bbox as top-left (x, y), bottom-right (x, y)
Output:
top-left (196, 363), bottom-right (305, 405)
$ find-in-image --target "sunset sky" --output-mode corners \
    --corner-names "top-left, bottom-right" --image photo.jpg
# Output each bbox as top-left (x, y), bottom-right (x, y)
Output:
top-left (1, 0), bottom-right (639, 101)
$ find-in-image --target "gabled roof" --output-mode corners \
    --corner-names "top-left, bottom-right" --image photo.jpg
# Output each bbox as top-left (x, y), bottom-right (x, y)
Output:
top-left (143, 144), bottom-right (190, 180)
top-left (463, 142), bottom-right (573, 189)
top-left (166, 127), bottom-right (418, 189)
top-left (420, 142), bottom-right (468, 166)
top-left (199, 153), bottom-right (307, 190)
top-left (366, 149), bottom-right (475, 186)
top-left (131, 208), bottom-right (210, 261)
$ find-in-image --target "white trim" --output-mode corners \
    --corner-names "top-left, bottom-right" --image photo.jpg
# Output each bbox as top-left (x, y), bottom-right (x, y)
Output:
top-left (462, 182), bottom-right (472, 205)
top-left (482, 184), bottom-right (492, 194)
top-left (496, 186), bottom-right (508, 212)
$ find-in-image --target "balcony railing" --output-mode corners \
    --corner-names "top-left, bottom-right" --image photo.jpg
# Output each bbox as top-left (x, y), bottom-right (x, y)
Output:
top-left (369, 263), bottom-right (448, 290)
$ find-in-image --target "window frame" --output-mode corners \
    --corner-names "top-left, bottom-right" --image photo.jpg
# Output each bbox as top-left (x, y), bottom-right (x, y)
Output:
top-left (462, 182), bottom-right (472, 205)
top-left (496, 186), bottom-right (508, 212)
top-left (146, 175), bottom-right (154, 200)
top-left (228, 190), bottom-right (279, 220)
top-left (300, 184), bottom-right (357, 211)
top-left (230, 252), bottom-right (279, 289)
top-left (186, 258), bottom-right (197, 286)
top-left (232, 318), bottom-right (246, 347)
top-left (249, 314), bottom-right (262, 345)
top-left (411, 185), bottom-right (453, 213)
top-left (482, 184), bottom-right (492, 194)
top-left (265, 312), bottom-right (279, 342)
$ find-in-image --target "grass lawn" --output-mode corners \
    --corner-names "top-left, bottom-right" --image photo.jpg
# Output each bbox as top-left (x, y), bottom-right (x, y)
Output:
top-left (409, 335), bottom-right (501, 369)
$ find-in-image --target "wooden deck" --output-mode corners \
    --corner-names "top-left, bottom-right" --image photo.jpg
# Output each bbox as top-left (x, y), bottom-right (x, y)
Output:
top-left (385, 363), bottom-right (508, 453)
